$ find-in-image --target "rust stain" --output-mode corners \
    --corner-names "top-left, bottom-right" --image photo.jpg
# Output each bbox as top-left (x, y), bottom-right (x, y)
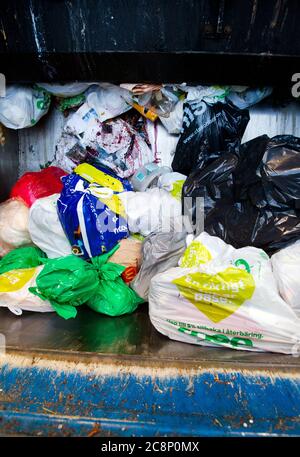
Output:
top-left (214, 374), bottom-right (236, 385)
top-left (87, 422), bottom-right (102, 437)
top-left (275, 416), bottom-right (300, 431)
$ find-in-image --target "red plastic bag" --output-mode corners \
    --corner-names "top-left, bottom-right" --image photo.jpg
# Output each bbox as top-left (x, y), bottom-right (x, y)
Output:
top-left (10, 167), bottom-right (67, 207)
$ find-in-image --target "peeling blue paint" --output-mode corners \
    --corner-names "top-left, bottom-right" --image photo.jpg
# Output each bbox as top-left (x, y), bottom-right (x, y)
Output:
top-left (0, 360), bottom-right (299, 436)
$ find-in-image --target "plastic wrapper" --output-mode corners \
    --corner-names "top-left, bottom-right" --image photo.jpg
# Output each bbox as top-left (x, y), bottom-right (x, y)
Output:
top-left (10, 166), bottom-right (67, 207)
top-left (131, 231), bottom-right (187, 301)
top-left (124, 85), bottom-right (182, 118)
top-left (0, 198), bottom-right (32, 257)
top-left (57, 173), bottom-right (129, 259)
top-left (172, 100), bottom-right (249, 176)
top-left (149, 232), bottom-right (300, 354)
top-left (29, 194), bottom-right (72, 259)
top-left (0, 85), bottom-right (51, 129)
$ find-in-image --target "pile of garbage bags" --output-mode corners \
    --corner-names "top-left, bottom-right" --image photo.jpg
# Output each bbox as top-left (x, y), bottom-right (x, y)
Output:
top-left (1, 81), bottom-right (300, 354)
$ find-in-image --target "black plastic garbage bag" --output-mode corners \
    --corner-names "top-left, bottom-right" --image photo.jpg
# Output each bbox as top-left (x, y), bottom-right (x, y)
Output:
top-left (182, 153), bottom-right (238, 230)
top-left (205, 202), bottom-right (300, 253)
top-left (172, 100), bottom-right (249, 176)
top-left (259, 135), bottom-right (300, 210)
top-left (182, 134), bottom-right (300, 253)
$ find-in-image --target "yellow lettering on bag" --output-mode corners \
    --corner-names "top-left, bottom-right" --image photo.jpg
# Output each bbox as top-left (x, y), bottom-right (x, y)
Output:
top-left (0, 268), bottom-right (37, 292)
top-left (173, 267), bottom-right (255, 323)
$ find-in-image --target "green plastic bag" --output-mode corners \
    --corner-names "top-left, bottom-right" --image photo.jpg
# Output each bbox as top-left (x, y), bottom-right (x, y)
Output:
top-left (0, 246), bottom-right (46, 275)
top-left (29, 255), bottom-right (99, 319)
top-left (87, 247), bottom-right (144, 317)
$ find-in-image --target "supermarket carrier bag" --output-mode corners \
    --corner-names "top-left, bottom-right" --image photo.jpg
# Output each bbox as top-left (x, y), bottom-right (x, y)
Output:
top-left (149, 232), bottom-right (300, 354)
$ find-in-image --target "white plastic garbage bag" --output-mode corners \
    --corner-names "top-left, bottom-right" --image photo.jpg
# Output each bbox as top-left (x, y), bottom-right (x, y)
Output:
top-left (271, 240), bottom-right (300, 318)
top-left (149, 232), bottom-right (300, 354)
top-left (119, 187), bottom-right (184, 236)
top-left (0, 199), bottom-right (32, 257)
top-left (0, 85), bottom-right (51, 129)
top-left (29, 194), bottom-right (72, 259)
top-left (157, 172), bottom-right (187, 200)
top-left (85, 83), bottom-right (132, 121)
top-left (0, 265), bottom-right (54, 315)
top-left (37, 82), bottom-right (96, 97)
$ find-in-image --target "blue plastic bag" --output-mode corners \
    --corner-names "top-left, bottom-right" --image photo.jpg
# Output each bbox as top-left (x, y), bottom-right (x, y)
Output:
top-left (57, 173), bottom-right (129, 259)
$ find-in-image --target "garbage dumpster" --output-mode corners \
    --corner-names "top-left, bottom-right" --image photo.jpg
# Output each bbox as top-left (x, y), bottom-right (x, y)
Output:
top-left (0, 0), bottom-right (300, 437)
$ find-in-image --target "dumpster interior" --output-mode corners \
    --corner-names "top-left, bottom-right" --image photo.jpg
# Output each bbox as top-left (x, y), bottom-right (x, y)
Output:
top-left (1, 88), bottom-right (300, 369)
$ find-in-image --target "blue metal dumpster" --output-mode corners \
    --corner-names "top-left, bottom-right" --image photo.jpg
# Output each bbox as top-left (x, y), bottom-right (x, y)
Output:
top-left (0, 306), bottom-right (299, 437)
top-left (0, 0), bottom-right (300, 437)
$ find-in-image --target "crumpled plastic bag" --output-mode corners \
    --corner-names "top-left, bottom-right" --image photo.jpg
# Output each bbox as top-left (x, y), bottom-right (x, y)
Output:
top-left (149, 232), bottom-right (300, 354)
top-left (131, 231), bottom-right (187, 300)
top-left (123, 85), bottom-right (181, 118)
top-left (119, 187), bottom-right (184, 236)
top-left (29, 255), bottom-right (100, 319)
top-left (37, 82), bottom-right (96, 97)
top-left (29, 194), bottom-right (72, 259)
top-left (0, 85), bottom-right (51, 129)
top-left (272, 240), bottom-right (300, 318)
top-left (87, 247), bottom-right (143, 316)
top-left (0, 246), bottom-right (46, 275)
top-left (85, 83), bottom-right (132, 121)
top-left (10, 166), bottom-right (67, 207)
top-left (0, 199), bottom-right (32, 257)
top-left (157, 172), bottom-right (186, 201)
top-left (172, 100), bottom-right (249, 176)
